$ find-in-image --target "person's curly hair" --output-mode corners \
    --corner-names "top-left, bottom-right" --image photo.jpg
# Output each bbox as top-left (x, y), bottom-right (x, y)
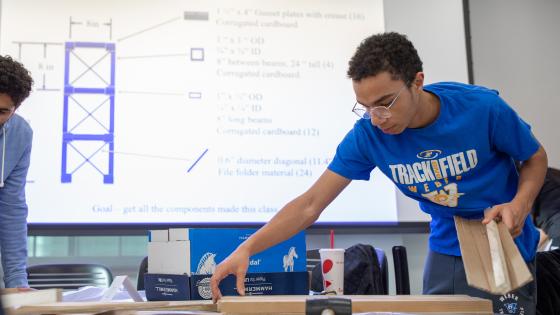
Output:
top-left (0, 55), bottom-right (33, 107)
top-left (347, 32), bottom-right (423, 85)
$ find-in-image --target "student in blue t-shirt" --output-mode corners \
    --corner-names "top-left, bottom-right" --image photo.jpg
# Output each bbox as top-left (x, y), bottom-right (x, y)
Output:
top-left (210, 32), bottom-right (548, 313)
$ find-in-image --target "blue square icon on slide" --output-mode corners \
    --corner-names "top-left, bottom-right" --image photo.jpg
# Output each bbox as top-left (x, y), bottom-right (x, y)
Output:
top-left (190, 48), bottom-right (204, 61)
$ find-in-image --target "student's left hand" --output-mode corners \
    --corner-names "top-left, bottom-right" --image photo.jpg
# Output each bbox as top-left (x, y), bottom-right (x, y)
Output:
top-left (482, 200), bottom-right (530, 238)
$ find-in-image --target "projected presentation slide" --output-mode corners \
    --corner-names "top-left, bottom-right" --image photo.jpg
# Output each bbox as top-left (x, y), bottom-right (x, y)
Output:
top-left (0, 0), bottom-right (397, 224)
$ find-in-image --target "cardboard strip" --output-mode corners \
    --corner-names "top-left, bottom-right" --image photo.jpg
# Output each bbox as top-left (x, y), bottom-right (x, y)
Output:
top-left (497, 220), bottom-right (533, 288)
top-left (454, 216), bottom-right (533, 295)
top-left (486, 220), bottom-right (511, 292)
top-left (454, 216), bottom-right (495, 292)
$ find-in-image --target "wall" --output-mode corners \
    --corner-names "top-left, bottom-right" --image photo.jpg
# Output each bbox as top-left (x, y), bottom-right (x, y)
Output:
top-left (469, 0), bottom-right (560, 168)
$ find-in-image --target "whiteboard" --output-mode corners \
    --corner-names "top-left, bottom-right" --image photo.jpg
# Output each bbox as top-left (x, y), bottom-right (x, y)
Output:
top-left (1, 0), bottom-right (402, 224)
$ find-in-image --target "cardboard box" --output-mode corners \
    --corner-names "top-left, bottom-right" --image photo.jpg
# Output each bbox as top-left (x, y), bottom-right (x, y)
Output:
top-left (148, 230), bottom-right (168, 242)
top-left (188, 229), bottom-right (306, 274)
top-left (169, 228), bottom-right (189, 241)
top-left (145, 272), bottom-right (309, 301)
top-left (144, 273), bottom-right (191, 301)
top-left (191, 271), bottom-right (309, 300)
top-left (148, 241), bottom-right (190, 275)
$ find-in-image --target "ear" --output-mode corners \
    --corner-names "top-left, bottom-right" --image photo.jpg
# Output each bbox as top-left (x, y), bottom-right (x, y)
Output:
top-left (412, 72), bottom-right (425, 89)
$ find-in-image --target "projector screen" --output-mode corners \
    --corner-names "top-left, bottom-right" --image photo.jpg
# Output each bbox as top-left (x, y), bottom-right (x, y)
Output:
top-left (0, 0), bottom-right (468, 225)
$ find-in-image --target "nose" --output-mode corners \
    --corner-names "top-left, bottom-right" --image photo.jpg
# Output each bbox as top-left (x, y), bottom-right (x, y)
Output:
top-left (371, 116), bottom-right (389, 127)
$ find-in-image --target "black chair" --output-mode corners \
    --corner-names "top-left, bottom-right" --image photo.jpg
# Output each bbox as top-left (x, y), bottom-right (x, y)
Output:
top-left (137, 256), bottom-right (149, 290)
top-left (306, 249), bottom-right (321, 273)
top-left (26, 264), bottom-right (113, 290)
top-left (392, 245), bottom-right (411, 295)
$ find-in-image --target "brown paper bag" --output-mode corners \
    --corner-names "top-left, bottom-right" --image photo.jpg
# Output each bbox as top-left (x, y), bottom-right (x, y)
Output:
top-left (454, 216), bottom-right (533, 295)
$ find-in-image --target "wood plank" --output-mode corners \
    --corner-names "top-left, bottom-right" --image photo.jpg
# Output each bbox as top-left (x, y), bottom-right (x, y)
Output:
top-left (100, 311), bottom-right (220, 315)
top-left (8, 300), bottom-right (216, 315)
top-left (217, 295), bottom-right (493, 314)
top-left (1, 289), bottom-right (62, 309)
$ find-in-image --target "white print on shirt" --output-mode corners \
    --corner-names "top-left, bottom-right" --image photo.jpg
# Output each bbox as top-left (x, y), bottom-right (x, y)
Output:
top-left (388, 149), bottom-right (477, 208)
top-left (389, 149), bottom-right (477, 185)
top-left (421, 183), bottom-right (464, 207)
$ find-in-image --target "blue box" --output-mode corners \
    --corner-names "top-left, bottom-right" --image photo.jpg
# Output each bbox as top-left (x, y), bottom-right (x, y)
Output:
top-left (144, 273), bottom-right (191, 301)
top-left (190, 271), bottom-right (309, 300)
top-left (188, 229), bottom-right (306, 274)
top-left (145, 272), bottom-right (309, 301)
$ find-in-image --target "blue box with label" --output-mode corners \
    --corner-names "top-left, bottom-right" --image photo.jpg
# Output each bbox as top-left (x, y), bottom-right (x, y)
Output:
top-left (145, 271), bottom-right (309, 301)
top-left (190, 271), bottom-right (309, 300)
top-left (184, 229), bottom-right (306, 275)
top-left (144, 273), bottom-right (191, 301)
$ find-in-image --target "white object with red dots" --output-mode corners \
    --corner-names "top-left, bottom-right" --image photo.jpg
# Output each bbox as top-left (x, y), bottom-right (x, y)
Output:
top-left (318, 248), bottom-right (345, 294)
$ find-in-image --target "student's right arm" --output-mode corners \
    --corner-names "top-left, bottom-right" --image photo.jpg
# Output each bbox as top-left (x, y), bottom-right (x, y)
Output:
top-left (210, 169), bottom-right (351, 302)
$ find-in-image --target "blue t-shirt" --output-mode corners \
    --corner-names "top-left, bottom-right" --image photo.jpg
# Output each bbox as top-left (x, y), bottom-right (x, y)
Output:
top-left (328, 82), bottom-right (540, 261)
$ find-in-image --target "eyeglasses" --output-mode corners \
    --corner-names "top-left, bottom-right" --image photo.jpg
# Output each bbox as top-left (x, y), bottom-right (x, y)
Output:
top-left (352, 84), bottom-right (408, 120)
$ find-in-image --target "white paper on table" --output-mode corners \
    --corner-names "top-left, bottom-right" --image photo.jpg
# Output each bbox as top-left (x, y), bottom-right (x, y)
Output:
top-left (62, 281), bottom-right (146, 302)
top-left (101, 275), bottom-right (144, 302)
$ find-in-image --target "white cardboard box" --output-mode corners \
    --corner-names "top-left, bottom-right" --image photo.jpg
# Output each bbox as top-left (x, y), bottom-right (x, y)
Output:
top-left (148, 230), bottom-right (169, 242)
top-left (148, 241), bottom-right (190, 275)
top-left (169, 228), bottom-right (189, 241)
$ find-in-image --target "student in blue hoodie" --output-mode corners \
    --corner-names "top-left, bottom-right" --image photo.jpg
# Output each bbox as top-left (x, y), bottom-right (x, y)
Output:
top-left (0, 55), bottom-right (33, 288)
top-left (210, 32), bottom-right (548, 313)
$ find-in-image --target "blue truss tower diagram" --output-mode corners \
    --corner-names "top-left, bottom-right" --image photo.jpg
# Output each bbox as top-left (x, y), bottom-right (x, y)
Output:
top-left (61, 42), bottom-right (115, 184)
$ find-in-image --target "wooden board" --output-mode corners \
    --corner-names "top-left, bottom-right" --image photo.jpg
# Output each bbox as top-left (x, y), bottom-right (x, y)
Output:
top-left (217, 295), bottom-right (493, 314)
top-left (7, 300), bottom-right (216, 315)
top-left (1, 289), bottom-right (61, 309)
top-left (100, 311), bottom-right (220, 315)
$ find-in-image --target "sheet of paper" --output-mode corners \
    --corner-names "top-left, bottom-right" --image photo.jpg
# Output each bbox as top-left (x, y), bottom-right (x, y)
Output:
top-left (101, 275), bottom-right (144, 302)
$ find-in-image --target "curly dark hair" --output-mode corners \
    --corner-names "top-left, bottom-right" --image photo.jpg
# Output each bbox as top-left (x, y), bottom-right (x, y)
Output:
top-left (347, 32), bottom-right (423, 85)
top-left (0, 55), bottom-right (33, 107)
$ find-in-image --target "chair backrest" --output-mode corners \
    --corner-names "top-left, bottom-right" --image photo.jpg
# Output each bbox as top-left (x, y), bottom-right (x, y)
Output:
top-left (26, 264), bottom-right (113, 290)
top-left (306, 249), bottom-right (321, 272)
top-left (137, 256), bottom-right (149, 290)
top-left (376, 248), bottom-right (389, 295)
top-left (392, 245), bottom-right (410, 295)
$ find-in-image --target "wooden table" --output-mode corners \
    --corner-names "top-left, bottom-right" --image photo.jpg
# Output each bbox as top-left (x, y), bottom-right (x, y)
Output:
top-left (4, 295), bottom-right (494, 315)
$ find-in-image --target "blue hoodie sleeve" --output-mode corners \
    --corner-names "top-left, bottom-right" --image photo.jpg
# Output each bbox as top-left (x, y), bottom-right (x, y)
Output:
top-left (0, 135), bottom-right (31, 288)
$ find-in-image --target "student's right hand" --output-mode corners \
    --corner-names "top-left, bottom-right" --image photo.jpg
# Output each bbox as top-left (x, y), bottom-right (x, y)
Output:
top-left (210, 246), bottom-right (251, 303)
